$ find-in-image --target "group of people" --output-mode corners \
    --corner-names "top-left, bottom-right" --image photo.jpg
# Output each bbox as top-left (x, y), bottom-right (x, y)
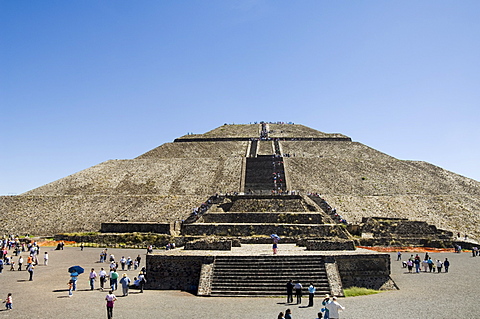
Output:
top-left (285, 280), bottom-right (318, 308)
top-left (282, 282), bottom-right (346, 319)
top-left (398, 252), bottom-right (451, 273)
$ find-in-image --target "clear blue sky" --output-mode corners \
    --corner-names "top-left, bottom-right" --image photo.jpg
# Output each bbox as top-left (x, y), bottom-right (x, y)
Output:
top-left (1, 1), bottom-right (479, 195)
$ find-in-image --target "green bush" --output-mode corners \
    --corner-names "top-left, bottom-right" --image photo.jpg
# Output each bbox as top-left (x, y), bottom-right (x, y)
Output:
top-left (344, 287), bottom-right (380, 297)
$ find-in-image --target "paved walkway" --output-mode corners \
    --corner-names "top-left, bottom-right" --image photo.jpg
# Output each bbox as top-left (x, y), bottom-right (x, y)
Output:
top-left (0, 246), bottom-right (479, 318)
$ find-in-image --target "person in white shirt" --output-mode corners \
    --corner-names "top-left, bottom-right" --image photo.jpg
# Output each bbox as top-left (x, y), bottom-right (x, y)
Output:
top-left (325, 296), bottom-right (345, 319)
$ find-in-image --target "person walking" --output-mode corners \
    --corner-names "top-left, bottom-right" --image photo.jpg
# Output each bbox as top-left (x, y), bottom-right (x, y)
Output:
top-left (286, 279), bottom-right (294, 303)
top-left (99, 268), bottom-right (107, 291)
top-left (110, 269), bottom-right (119, 291)
top-left (308, 282), bottom-right (316, 307)
top-left (294, 281), bottom-right (302, 304)
top-left (105, 290), bottom-right (117, 319)
top-left (17, 256), bottom-right (23, 271)
top-left (43, 252), bottom-right (49, 266)
top-left (119, 273), bottom-right (131, 296)
top-left (68, 280), bottom-right (74, 297)
top-left (325, 296), bottom-right (345, 319)
top-left (89, 268), bottom-right (98, 290)
top-left (4, 293), bottom-right (12, 310)
top-left (285, 308), bottom-right (292, 319)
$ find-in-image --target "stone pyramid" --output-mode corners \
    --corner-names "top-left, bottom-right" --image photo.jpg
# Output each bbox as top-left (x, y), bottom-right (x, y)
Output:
top-left (1, 123), bottom-right (480, 239)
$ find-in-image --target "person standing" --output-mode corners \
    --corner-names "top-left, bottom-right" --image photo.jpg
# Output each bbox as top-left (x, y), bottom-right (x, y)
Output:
top-left (138, 273), bottom-right (146, 293)
top-left (89, 268), bottom-right (98, 290)
top-left (27, 263), bottom-right (34, 281)
top-left (325, 296), bottom-right (345, 319)
top-left (17, 256), bottom-right (23, 271)
top-left (322, 294), bottom-right (331, 319)
top-left (308, 282), bottom-right (316, 307)
top-left (294, 281), bottom-right (302, 304)
top-left (105, 290), bottom-right (117, 319)
top-left (119, 273), bottom-right (131, 296)
top-left (285, 308), bottom-right (292, 319)
top-left (436, 259), bottom-right (443, 273)
top-left (286, 279), bottom-right (294, 303)
top-left (397, 251), bottom-right (402, 261)
top-left (444, 258), bottom-right (450, 273)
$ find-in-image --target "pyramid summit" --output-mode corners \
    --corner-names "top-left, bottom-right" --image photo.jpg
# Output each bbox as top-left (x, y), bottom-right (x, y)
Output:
top-left (1, 122), bottom-right (480, 240)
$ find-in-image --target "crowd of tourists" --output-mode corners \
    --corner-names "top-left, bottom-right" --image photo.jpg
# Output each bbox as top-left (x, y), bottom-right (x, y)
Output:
top-left (397, 252), bottom-right (451, 273)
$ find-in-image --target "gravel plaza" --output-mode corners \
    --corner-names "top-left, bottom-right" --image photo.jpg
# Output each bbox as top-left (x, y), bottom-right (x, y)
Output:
top-left (0, 245), bottom-right (479, 319)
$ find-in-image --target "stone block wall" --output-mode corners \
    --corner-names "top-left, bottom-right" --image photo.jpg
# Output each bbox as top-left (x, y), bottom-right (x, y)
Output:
top-left (201, 212), bottom-right (323, 224)
top-left (334, 254), bottom-right (396, 290)
top-left (182, 223), bottom-right (350, 238)
top-left (306, 240), bottom-right (356, 251)
top-left (101, 222), bottom-right (175, 234)
top-left (145, 255), bottom-right (214, 292)
top-left (184, 239), bottom-right (232, 250)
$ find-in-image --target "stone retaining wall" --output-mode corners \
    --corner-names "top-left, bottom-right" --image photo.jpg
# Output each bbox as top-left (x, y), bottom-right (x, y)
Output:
top-left (145, 255), bottom-right (214, 292)
top-left (201, 212), bottom-right (323, 224)
top-left (334, 254), bottom-right (396, 290)
top-left (184, 239), bottom-right (232, 250)
top-left (101, 222), bottom-right (177, 235)
top-left (183, 223), bottom-right (350, 238)
top-left (306, 240), bottom-right (356, 251)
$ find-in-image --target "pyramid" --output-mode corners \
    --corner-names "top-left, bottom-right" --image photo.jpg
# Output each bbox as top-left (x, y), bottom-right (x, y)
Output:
top-left (1, 123), bottom-right (480, 239)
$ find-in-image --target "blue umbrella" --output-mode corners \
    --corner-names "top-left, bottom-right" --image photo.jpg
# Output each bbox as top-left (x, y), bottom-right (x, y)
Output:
top-left (270, 234), bottom-right (281, 240)
top-left (68, 265), bottom-right (84, 274)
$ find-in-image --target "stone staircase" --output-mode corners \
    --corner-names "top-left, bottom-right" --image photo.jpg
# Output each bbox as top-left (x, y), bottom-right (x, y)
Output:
top-left (210, 255), bottom-right (330, 297)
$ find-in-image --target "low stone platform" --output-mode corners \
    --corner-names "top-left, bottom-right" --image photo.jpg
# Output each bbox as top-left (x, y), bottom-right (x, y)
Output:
top-left (145, 244), bottom-right (396, 296)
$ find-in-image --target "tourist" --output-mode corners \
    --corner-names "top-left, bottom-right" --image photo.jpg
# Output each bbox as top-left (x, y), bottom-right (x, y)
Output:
top-left (126, 257), bottom-right (132, 271)
top-left (99, 268), bottom-right (107, 291)
top-left (406, 259), bottom-right (413, 273)
top-left (110, 269), bottom-right (119, 291)
top-left (89, 268), bottom-right (98, 290)
top-left (70, 272), bottom-right (78, 291)
top-left (397, 251), bottom-right (402, 261)
top-left (285, 308), bottom-right (292, 319)
top-left (277, 312), bottom-right (285, 319)
top-left (414, 257), bottom-right (421, 273)
top-left (325, 296), bottom-right (345, 319)
top-left (422, 258), bottom-right (429, 272)
top-left (68, 279), bottom-right (74, 297)
top-left (308, 282), bottom-right (316, 307)
top-left (27, 263), bottom-right (34, 281)
top-left (138, 273), bottom-right (146, 293)
top-left (105, 290), bottom-right (117, 319)
top-left (444, 258), bottom-right (450, 273)
top-left (286, 279), bottom-right (294, 303)
top-left (120, 256), bottom-right (126, 271)
top-left (436, 259), bottom-right (443, 273)
top-left (3, 293), bottom-right (12, 310)
top-left (321, 294), bottom-right (331, 319)
top-left (294, 281), bottom-right (302, 304)
top-left (17, 256), bottom-right (23, 271)
top-left (427, 257), bottom-right (434, 272)
top-left (119, 273), bottom-right (131, 296)
top-left (42, 252), bottom-right (48, 265)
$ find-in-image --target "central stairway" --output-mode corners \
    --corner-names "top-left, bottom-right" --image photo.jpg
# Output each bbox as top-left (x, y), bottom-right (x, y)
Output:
top-left (210, 255), bottom-right (330, 297)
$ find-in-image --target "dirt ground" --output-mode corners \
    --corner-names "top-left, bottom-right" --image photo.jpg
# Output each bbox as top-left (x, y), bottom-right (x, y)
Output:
top-left (0, 246), bottom-right (479, 319)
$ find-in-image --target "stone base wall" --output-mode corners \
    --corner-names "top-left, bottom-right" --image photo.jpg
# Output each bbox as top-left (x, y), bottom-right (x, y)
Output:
top-left (306, 240), bottom-right (356, 251)
top-left (145, 252), bottom-right (396, 294)
top-left (201, 212), bottom-right (323, 224)
top-left (145, 255), bottom-right (214, 292)
top-left (183, 223), bottom-right (350, 238)
top-left (101, 222), bottom-right (176, 235)
top-left (334, 254), bottom-right (396, 290)
top-left (184, 239), bottom-right (232, 250)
